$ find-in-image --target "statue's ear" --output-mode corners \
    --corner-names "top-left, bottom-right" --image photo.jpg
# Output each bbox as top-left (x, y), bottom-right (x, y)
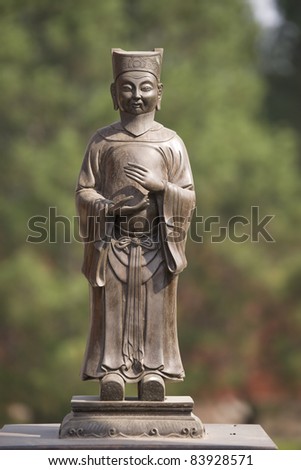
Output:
top-left (156, 82), bottom-right (163, 111)
top-left (110, 83), bottom-right (119, 111)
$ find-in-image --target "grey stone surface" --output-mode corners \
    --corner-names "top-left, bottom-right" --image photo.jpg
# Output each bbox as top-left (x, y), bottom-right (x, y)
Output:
top-left (0, 422), bottom-right (277, 449)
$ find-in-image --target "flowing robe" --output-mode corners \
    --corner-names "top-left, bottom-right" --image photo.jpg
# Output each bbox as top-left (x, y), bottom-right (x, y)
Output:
top-left (76, 121), bottom-right (195, 383)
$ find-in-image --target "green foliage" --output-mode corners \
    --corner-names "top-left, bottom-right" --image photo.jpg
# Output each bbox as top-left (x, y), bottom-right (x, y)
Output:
top-left (0, 0), bottom-right (301, 428)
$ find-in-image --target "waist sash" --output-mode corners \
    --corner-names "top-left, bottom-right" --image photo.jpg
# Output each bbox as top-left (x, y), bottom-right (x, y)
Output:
top-left (113, 234), bottom-right (159, 374)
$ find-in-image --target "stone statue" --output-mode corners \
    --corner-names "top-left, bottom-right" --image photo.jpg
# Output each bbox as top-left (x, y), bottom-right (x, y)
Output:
top-left (76, 48), bottom-right (195, 402)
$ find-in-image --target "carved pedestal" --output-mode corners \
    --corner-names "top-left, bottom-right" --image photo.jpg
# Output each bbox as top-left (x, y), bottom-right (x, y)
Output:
top-left (59, 395), bottom-right (205, 439)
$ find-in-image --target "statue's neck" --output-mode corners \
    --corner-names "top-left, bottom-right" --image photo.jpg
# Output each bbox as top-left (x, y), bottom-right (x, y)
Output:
top-left (119, 111), bottom-right (156, 136)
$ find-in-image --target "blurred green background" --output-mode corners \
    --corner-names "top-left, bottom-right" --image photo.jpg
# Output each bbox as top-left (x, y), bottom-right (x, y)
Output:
top-left (1, 0), bottom-right (301, 449)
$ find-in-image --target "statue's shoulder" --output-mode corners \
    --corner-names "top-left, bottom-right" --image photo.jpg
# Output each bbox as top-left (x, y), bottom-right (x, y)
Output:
top-left (154, 123), bottom-right (186, 149)
top-left (87, 123), bottom-right (119, 145)
top-left (148, 121), bottom-right (178, 142)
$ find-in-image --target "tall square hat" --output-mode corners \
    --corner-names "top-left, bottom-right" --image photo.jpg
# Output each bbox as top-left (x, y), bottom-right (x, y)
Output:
top-left (111, 48), bottom-right (163, 81)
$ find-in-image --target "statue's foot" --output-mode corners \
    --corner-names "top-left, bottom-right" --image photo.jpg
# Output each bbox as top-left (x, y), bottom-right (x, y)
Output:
top-left (138, 373), bottom-right (165, 401)
top-left (100, 373), bottom-right (125, 401)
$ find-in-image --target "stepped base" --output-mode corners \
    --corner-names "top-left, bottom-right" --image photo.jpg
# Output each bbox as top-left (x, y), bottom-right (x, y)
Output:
top-left (59, 395), bottom-right (205, 439)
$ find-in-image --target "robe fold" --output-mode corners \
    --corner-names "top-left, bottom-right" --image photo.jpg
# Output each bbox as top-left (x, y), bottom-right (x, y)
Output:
top-left (76, 121), bottom-right (195, 383)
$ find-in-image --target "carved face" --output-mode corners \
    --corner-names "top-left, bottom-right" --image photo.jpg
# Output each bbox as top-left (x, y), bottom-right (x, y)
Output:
top-left (112, 71), bottom-right (162, 115)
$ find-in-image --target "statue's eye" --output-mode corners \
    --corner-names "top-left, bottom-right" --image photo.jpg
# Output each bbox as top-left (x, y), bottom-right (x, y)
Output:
top-left (122, 84), bottom-right (133, 92)
top-left (141, 85), bottom-right (153, 92)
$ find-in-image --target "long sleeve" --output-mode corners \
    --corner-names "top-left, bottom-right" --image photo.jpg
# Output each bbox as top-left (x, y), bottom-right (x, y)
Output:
top-left (160, 136), bottom-right (196, 274)
top-left (75, 136), bottom-right (113, 287)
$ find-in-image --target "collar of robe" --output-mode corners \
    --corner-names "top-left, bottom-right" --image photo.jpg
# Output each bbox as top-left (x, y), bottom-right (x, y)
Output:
top-left (119, 110), bottom-right (157, 137)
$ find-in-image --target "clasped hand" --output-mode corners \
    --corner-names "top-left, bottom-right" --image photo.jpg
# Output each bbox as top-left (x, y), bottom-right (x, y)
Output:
top-left (107, 194), bottom-right (149, 216)
top-left (107, 162), bottom-right (165, 216)
top-left (124, 162), bottom-right (165, 192)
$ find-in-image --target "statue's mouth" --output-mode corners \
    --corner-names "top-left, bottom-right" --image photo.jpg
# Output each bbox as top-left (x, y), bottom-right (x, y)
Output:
top-left (132, 102), bottom-right (143, 108)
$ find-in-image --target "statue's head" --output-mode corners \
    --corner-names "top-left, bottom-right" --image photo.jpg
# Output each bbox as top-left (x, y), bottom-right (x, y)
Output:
top-left (110, 49), bottom-right (163, 115)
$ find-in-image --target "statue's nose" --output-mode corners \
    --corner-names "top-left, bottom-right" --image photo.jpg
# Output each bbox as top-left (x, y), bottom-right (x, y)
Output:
top-left (133, 87), bottom-right (141, 99)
